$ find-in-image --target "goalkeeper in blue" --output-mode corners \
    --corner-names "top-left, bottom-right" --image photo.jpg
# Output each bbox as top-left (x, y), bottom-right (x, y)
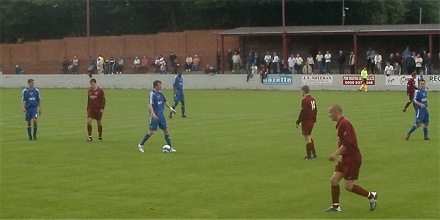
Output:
top-left (21, 79), bottom-right (42, 140)
top-left (405, 79), bottom-right (430, 141)
top-left (169, 71), bottom-right (187, 118)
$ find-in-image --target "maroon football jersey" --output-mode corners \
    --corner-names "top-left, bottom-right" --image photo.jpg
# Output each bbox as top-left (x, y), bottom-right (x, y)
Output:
top-left (336, 117), bottom-right (360, 156)
top-left (407, 78), bottom-right (416, 96)
top-left (87, 87), bottom-right (106, 110)
top-left (297, 95), bottom-right (317, 123)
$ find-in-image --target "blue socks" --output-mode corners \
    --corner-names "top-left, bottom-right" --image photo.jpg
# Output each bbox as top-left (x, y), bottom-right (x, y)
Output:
top-left (164, 134), bottom-right (172, 146)
top-left (140, 133), bottom-right (151, 145)
top-left (423, 125), bottom-right (428, 138)
top-left (408, 124), bottom-right (418, 135)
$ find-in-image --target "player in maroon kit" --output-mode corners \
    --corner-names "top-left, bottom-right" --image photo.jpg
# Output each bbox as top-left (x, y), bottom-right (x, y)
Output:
top-left (296, 85), bottom-right (317, 160)
top-left (402, 72), bottom-right (417, 112)
top-left (87, 78), bottom-right (106, 142)
top-left (325, 104), bottom-right (377, 212)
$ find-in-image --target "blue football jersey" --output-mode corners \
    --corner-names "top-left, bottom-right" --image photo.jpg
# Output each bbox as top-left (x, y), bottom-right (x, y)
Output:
top-left (149, 90), bottom-right (167, 115)
top-left (413, 89), bottom-right (428, 109)
top-left (21, 88), bottom-right (41, 109)
top-left (173, 75), bottom-right (184, 91)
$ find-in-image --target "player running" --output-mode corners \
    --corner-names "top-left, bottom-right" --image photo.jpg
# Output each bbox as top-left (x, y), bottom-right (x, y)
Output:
top-left (21, 79), bottom-right (42, 140)
top-left (402, 72), bottom-right (417, 112)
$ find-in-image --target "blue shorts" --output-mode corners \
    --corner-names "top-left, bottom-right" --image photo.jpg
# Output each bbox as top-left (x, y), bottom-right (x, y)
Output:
top-left (25, 107), bottom-right (38, 121)
top-left (174, 90), bottom-right (185, 102)
top-left (415, 108), bottom-right (429, 124)
top-left (149, 112), bottom-right (168, 131)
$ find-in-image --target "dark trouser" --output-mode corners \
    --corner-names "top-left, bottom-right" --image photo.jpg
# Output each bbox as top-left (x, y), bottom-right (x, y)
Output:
top-left (350, 65), bottom-right (355, 74)
top-left (339, 63), bottom-right (344, 74)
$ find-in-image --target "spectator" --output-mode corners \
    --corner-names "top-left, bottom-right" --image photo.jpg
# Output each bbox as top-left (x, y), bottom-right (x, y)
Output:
top-left (325, 51), bottom-right (332, 74)
top-left (366, 47), bottom-right (373, 74)
top-left (384, 61), bottom-right (393, 76)
top-left (96, 56), bottom-right (104, 75)
top-left (246, 52), bottom-right (253, 75)
top-left (109, 57), bottom-right (115, 74)
top-left (72, 56), bottom-right (79, 74)
top-left (272, 52), bottom-right (280, 74)
top-left (185, 55), bottom-right (193, 72)
top-left (133, 56), bottom-right (141, 73)
top-left (386, 53), bottom-right (395, 66)
top-left (103, 58), bottom-right (110, 75)
top-left (259, 63), bottom-right (268, 83)
top-left (204, 64), bottom-right (215, 74)
top-left (116, 57), bottom-right (124, 74)
top-left (394, 62), bottom-right (401, 75)
top-left (192, 55), bottom-right (200, 71)
top-left (374, 53), bottom-right (382, 74)
top-left (154, 56), bottom-right (161, 73)
top-left (337, 51), bottom-right (346, 74)
top-left (253, 52), bottom-right (259, 68)
top-left (368, 50), bottom-right (376, 74)
top-left (295, 54), bottom-right (304, 74)
top-left (415, 54), bottom-right (423, 74)
top-left (404, 53), bottom-right (416, 74)
top-left (316, 51), bottom-right (324, 74)
top-left (425, 53), bottom-right (432, 75)
top-left (141, 56), bottom-right (149, 73)
top-left (160, 61), bottom-right (167, 74)
top-left (169, 52), bottom-right (177, 70)
top-left (348, 51), bottom-right (355, 74)
top-left (288, 54), bottom-right (295, 74)
top-left (87, 56), bottom-right (95, 77)
top-left (395, 52), bottom-right (403, 67)
top-left (306, 54), bottom-right (314, 74)
top-left (216, 49), bottom-right (221, 74)
top-left (232, 51), bottom-right (241, 74)
top-left (264, 51), bottom-right (272, 74)
top-left (227, 49), bottom-right (233, 71)
top-left (15, 64), bottom-right (24, 74)
top-left (61, 57), bottom-right (68, 74)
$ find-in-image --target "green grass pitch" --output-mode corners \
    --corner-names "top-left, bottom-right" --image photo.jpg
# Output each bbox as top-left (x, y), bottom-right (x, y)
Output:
top-left (1, 88), bottom-right (438, 219)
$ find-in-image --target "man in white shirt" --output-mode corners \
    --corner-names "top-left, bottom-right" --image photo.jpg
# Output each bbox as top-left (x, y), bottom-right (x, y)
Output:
top-left (325, 51), bottom-right (332, 74)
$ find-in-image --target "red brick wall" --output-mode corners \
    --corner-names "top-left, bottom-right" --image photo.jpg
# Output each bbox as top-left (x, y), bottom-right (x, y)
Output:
top-left (0, 30), bottom-right (239, 74)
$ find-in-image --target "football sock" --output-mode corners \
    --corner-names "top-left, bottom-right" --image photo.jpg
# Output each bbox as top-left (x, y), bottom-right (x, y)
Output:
top-left (305, 143), bottom-right (312, 158)
top-left (140, 133), bottom-right (151, 145)
top-left (367, 192), bottom-right (374, 200)
top-left (87, 124), bottom-right (92, 136)
top-left (351, 184), bottom-right (369, 197)
top-left (408, 124), bottom-right (418, 135)
top-left (164, 134), bottom-right (172, 146)
top-left (27, 126), bottom-right (32, 139)
top-left (98, 125), bottom-right (103, 138)
top-left (423, 125), bottom-right (428, 138)
top-left (404, 101), bottom-right (411, 109)
top-left (33, 124), bottom-right (38, 138)
top-left (331, 185), bottom-right (340, 205)
top-left (311, 139), bottom-right (316, 154)
top-left (181, 105), bottom-right (185, 116)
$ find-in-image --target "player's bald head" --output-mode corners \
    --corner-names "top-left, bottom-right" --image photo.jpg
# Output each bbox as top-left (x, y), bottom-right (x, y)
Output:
top-left (328, 104), bottom-right (342, 114)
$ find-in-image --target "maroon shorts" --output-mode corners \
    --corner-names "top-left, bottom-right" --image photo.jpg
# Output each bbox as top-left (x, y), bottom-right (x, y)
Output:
top-left (407, 93), bottom-right (414, 101)
top-left (301, 120), bottom-right (315, 136)
top-left (87, 108), bottom-right (103, 120)
top-left (334, 152), bottom-right (362, 180)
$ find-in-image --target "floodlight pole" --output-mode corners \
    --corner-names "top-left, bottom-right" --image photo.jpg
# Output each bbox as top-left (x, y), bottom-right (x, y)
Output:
top-left (282, 0), bottom-right (288, 70)
top-left (87, 0), bottom-right (90, 57)
top-left (342, 0), bottom-right (345, 25)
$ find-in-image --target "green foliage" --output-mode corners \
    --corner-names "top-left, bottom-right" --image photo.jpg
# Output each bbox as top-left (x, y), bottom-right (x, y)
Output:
top-left (1, 88), bottom-right (439, 218)
top-left (0, 0), bottom-right (438, 42)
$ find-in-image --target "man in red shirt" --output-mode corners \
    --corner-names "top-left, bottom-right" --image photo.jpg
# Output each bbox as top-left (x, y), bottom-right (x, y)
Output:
top-left (402, 72), bottom-right (417, 112)
top-left (296, 85), bottom-right (317, 160)
top-left (87, 78), bottom-right (106, 142)
top-left (326, 104), bottom-right (378, 212)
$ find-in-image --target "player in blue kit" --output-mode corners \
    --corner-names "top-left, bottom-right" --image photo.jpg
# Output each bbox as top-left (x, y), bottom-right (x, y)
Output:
top-left (169, 71), bottom-right (187, 118)
top-left (406, 79), bottom-right (430, 141)
top-left (21, 79), bottom-right (42, 140)
top-left (138, 80), bottom-right (177, 153)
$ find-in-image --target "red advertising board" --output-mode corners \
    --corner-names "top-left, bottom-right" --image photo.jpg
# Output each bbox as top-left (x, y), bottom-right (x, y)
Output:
top-left (342, 75), bottom-right (375, 85)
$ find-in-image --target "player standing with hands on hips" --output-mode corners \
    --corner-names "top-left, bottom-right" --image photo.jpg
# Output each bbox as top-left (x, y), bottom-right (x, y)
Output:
top-left (87, 78), bottom-right (106, 142)
top-left (21, 79), bottom-right (42, 140)
top-left (296, 85), bottom-right (318, 160)
top-left (326, 104), bottom-right (378, 212)
top-left (139, 80), bottom-right (177, 153)
top-left (169, 71), bottom-right (187, 118)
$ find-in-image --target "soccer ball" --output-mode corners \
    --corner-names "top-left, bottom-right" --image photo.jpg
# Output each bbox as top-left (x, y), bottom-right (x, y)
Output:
top-left (162, 144), bottom-right (171, 153)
